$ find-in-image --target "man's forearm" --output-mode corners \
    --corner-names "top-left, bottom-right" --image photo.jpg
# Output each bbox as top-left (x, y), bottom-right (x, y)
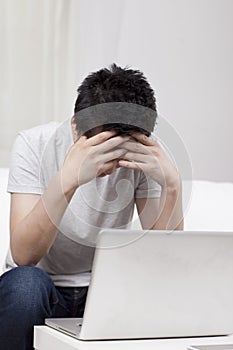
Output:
top-left (152, 181), bottom-right (184, 231)
top-left (11, 172), bottom-right (77, 266)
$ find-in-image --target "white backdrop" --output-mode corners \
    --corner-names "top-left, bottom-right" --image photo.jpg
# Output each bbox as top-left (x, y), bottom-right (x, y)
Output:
top-left (0, 0), bottom-right (232, 181)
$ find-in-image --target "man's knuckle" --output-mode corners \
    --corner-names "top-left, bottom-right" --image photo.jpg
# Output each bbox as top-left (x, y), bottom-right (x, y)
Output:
top-left (103, 132), bottom-right (109, 139)
top-left (109, 137), bottom-right (118, 147)
top-left (96, 162), bottom-right (102, 171)
top-left (129, 151), bottom-right (134, 157)
top-left (97, 136), bottom-right (103, 144)
top-left (98, 133), bottom-right (106, 142)
top-left (114, 149), bottom-right (123, 158)
top-left (96, 157), bottom-right (102, 165)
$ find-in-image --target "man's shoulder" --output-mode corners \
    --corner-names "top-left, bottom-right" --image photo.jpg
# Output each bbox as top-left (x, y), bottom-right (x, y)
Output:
top-left (19, 121), bottom-right (61, 142)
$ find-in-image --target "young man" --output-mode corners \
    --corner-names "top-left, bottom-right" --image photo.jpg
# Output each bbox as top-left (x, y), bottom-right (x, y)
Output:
top-left (0, 64), bottom-right (183, 350)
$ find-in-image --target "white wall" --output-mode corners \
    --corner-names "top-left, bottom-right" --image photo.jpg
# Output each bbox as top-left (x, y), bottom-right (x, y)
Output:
top-left (0, 0), bottom-right (232, 181)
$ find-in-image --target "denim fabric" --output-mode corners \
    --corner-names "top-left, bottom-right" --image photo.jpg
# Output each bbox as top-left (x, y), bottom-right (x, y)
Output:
top-left (0, 266), bottom-right (88, 350)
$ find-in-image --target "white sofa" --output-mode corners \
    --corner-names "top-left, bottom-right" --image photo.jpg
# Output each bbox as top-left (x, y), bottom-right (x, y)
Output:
top-left (1, 167), bottom-right (233, 275)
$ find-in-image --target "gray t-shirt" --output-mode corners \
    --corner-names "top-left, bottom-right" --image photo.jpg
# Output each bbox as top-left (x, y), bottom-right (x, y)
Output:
top-left (6, 119), bottom-right (161, 286)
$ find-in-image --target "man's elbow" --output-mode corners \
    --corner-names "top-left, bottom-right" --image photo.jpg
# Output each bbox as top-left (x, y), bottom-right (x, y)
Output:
top-left (11, 247), bottom-right (39, 267)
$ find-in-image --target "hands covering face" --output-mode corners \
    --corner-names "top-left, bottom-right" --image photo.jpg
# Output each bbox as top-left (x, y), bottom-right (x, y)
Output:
top-left (118, 133), bottom-right (180, 188)
top-left (62, 131), bottom-right (129, 190)
top-left (62, 129), bottom-right (180, 192)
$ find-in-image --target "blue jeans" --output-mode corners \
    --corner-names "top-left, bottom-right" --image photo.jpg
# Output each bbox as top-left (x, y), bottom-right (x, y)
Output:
top-left (0, 266), bottom-right (88, 350)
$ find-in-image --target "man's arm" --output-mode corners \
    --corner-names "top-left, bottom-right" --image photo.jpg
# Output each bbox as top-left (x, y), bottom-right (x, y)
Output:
top-left (10, 173), bottom-right (76, 266)
top-left (135, 182), bottom-right (184, 231)
top-left (10, 131), bottom-right (129, 266)
top-left (119, 133), bottom-right (184, 230)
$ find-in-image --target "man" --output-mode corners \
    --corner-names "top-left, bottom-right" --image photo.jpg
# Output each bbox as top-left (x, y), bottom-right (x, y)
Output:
top-left (0, 64), bottom-right (183, 350)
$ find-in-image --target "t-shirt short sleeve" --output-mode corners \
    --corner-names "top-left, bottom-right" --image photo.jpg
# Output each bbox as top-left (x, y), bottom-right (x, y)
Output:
top-left (7, 132), bottom-right (43, 194)
top-left (135, 171), bottom-right (161, 198)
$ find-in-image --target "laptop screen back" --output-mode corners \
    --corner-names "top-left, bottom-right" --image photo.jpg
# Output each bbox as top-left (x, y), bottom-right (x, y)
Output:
top-left (80, 230), bottom-right (233, 340)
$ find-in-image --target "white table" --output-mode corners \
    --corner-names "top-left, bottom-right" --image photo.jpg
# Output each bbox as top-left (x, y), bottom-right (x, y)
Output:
top-left (34, 326), bottom-right (233, 350)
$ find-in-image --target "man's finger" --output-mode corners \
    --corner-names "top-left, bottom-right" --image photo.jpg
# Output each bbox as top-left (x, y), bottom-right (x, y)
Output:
top-left (122, 151), bottom-right (147, 163)
top-left (131, 132), bottom-right (158, 146)
top-left (95, 135), bottom-right (130, 153)
top-left (100, 148), bottom-right (127, 163)
top-left (86, 130), bottom-right (117, 146)
top-left (118, 159), bottom-right (143, 171)
top-left (121, 140), bottom-right (149, 154)
top-left (98, 160), bottom-right (118, 176)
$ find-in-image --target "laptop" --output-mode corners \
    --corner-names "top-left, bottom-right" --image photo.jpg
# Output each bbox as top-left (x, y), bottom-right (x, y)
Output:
top-left (45, 229), bottom-right (233, 340)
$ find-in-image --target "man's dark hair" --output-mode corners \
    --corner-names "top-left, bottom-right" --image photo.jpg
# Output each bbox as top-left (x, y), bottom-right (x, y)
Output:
top-left (74, 63), bottom-right (157, 137)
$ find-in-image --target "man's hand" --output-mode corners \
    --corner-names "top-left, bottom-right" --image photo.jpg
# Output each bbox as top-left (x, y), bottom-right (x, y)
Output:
top-left (118, 132), bottom-right (180, 189)
top-left (118, 132), bottom-right (183, 230)
top-left (61, 130), bottom-right (129, 193)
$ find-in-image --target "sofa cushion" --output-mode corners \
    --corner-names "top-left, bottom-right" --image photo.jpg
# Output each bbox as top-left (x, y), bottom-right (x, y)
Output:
top-left (184, 180), bottom-right (233, 231)
top-left (132, 180), bottom-right (233, 231)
